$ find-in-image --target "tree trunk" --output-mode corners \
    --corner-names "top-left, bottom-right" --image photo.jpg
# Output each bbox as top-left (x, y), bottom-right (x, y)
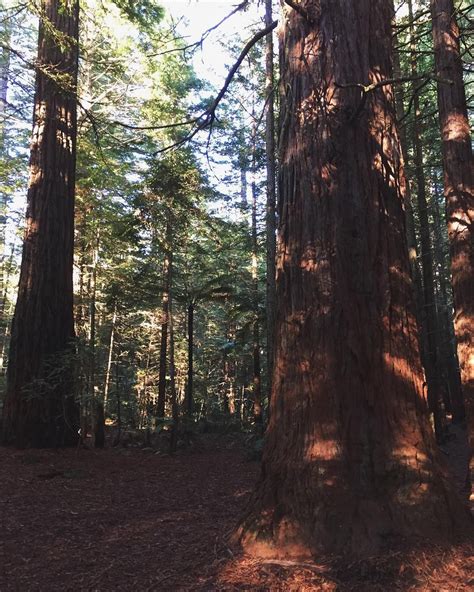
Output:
top-left (431, 175), bottom-right (465, 420)
top-left (0, 14), bottom-right (11, 259)
top-left (103, 302), bottom-right (117, 411)
top-left (392, 26), bottom-right (425, 356)
top-left (430, 0), bottom-right (473, 414)
top-left (169, 292), bottom-right (179, 454)
top-left (157, 226), bottom-right (172, 418)
top-left (2, 0), bottom-right (79, 447)
top-left (407, 0), bottom-right (444, 440)
top-left (88, 229), bottom-right (99, 444)
top-left (264, 0), bottom-right (277, 406)
top-left (250, 114), bottom-right (263, 429)
top-left (239, 0), bottom-right (468, 557)
top-left (186, 301), bottom-right (194, 416)
top-left (251, 174), bottom-right (263, 428)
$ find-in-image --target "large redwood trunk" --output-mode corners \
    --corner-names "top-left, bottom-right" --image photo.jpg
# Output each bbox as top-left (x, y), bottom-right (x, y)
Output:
top-left (430, 0), bottom-right (473, 413)
top-left (240, 0), bottom-right (467, 556)
top-left (2, 0), bottom-right (79, 447)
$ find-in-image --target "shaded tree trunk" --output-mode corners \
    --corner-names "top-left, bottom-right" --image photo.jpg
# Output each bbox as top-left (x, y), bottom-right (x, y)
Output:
top-left (407, 0), bottom-right (444, 440)
top-left (392, 26), bottom-right (426, 369)
top-left (156, 224), bottom-right (172, 418)
top-left (88, 229), bottom-right (99, 444)
top-left (431, 176), bottom-right (465, 420)
top-left (186, 301), bottom-right (194, 416)
top-left (2, 0), bottom-right (79, 447)
top-left (169, 293), bottom-right (179, 453)
top-left (0, 14), bottom-right (11, 256)
top-left (103, 302), bottom-right (117, 411)
top-left (430, 0), bottom-right (473, 414)
top-left (239, 0), bottom-right (467, 557)
top-left (265, 0), bottom-right (277, 406)
top-left (251, 119), bottom-right (263, 428)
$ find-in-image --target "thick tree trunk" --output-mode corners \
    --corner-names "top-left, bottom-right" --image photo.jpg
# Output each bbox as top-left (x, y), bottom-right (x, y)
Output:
top-left (239, 0), bottom-right (468, 557)
top-left (430, 0), bottom-right (473, 413)
top-left (265, 0), bottom-right (277, 405)
top-left (2, 0), bottom-right (79, 447)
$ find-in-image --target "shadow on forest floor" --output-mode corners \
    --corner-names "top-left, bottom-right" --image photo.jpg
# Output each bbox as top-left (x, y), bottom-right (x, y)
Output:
top-left (0, 433), bottom-right (472, 591)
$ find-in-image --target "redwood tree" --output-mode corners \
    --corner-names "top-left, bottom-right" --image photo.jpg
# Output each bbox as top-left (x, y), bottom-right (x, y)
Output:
top-left (1, 0), bottom-right (79, 447)
top-left (239, 0), bottom-right (468, 556)
top-left (430, 0), bottom-right (473, 413)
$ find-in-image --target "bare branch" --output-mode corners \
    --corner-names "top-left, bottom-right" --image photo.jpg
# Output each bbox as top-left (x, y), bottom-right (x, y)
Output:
top-left (283, 0), bottom-right (313, 23)
top-left (154, 19), bottom-right (278, 154)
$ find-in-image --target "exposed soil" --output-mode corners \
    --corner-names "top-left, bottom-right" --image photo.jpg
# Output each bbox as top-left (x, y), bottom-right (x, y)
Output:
top-left (0, 434), bottom-right (472, 591)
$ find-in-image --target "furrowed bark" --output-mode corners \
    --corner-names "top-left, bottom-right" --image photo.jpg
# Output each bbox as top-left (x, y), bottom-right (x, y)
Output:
top-left (239, 0), bottom-right (468, 557)
top-left (430, 0), bottom-right (473, 416)
top-left (2, 0), bottom-right (80, 447)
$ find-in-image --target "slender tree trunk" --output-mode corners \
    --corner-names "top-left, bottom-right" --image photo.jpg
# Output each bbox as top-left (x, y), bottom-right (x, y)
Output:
top-left (0, 15), bottom-right (12, 375)
top-left (157, 225), bottom-right (172, 418)
top-left (2, 0), bottom-right (80, 447)
top-left (169, 293), bottom-right (179, 453)
top-left (431, 176), bottom-right (465, 420)
top-left (186, 301), bottom-right (194, 416)
top-left (264, 0), bottom-right (277, 406)
top-left (88, 229), bottom-right (99, 443)
top-left (251, 176), bottom-right (263, 428)
top-left (241, 168), bottom-right (248, 208)
top-left (0, 245), bottom-right (14, 371)
top-left (430, 0), bottom-right (473, 414)
top-left (408, 0), bottom-right (444, 440)
top-left (392, 27), bottom-right (424, 346)
top-left (103, 302), bottom-right (117, 411)
top-left (239, 0), bottom-right (467, 557)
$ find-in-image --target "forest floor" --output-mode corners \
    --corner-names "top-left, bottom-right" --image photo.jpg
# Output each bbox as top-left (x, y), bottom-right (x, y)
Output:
top-left (0, 432), bottom-right (472, 591)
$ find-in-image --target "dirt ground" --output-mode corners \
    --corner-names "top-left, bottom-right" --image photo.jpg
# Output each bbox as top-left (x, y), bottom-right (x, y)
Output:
top-left (0, 434), bottom-right (472, 591)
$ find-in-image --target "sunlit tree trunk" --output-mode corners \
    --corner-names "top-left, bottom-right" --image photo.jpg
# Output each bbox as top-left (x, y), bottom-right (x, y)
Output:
top-left (430, 0), bottom-right (473, 415)
top-left (239, 0), bottom-right (467, 557)
top-left (2, 0), bottom-right (79, 447)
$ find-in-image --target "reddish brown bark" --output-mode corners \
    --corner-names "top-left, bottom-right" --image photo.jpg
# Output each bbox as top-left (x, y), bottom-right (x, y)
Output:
top-left (430, 0), bottom-right (473, 413)
top-left (239, 0), bottom-right (468, 556)
top-left (2, 0), bottom-right (79, 447)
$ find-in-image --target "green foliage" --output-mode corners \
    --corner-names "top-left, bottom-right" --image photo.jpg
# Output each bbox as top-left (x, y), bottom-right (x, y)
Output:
top-left (111, 0), bottom-right (164, 32)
